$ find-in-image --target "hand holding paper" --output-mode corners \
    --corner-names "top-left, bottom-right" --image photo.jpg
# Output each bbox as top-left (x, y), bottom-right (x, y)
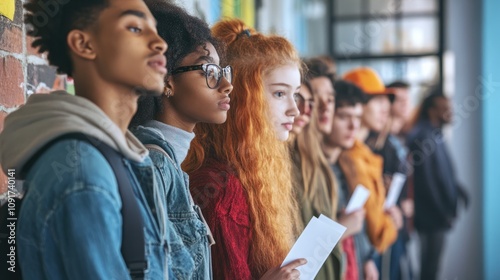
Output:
top-left (345, 185), bottom-right (370, 214)
top-left (260, 259), bottom-right (306, 280)
top-left (281, 215), bottom-right (346, 280)
top-left (384, 173), bottom-right (407, 209)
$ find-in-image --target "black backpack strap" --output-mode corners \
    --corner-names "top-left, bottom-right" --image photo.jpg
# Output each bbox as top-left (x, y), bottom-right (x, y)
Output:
top-left (83, 135), bottom-right (148, 279)
top-left (22, 133), bottom-right (147, 279)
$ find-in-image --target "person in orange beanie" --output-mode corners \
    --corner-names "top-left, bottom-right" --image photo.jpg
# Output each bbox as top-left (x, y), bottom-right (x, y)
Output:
top-left (339, 67), bottom-right (402, 256)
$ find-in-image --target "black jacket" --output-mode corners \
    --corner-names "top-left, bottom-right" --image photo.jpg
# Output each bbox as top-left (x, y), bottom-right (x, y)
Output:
top-left (407, 120), bottom-right (460, 231)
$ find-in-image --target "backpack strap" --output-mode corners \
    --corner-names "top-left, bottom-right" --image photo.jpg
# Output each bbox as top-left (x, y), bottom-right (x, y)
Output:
top-left (22, 133), bottom-right (148, 279)
top-left (86, 135), bottom-right (147, 279)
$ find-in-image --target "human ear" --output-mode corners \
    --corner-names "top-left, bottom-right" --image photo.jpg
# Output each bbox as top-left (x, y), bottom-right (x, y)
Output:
top-left (67, 30), bottom-right (96, 60)
top-left (164, 76), bottom-right (175, 97)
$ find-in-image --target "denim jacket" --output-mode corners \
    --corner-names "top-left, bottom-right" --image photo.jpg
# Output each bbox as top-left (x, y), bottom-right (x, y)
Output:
top-left (132, 124), bottom-right (212, 280)
top-left (17, 139), bottom-right (169, 280)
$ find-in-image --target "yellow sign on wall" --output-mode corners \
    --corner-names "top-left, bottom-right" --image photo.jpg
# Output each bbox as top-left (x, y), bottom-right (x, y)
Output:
top-left (0, 0), bottom-right (15, 21)
top-left (221, 0), bottom-right (254, 28)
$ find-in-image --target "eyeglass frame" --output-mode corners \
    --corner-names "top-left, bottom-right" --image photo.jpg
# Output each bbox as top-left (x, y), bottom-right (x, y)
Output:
top-left (171, 63), bottom-right (233, 89)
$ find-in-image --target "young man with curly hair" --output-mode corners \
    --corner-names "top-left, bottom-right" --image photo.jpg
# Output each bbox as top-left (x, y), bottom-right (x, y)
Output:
top-left (0, 0), bottom-right (168, 278)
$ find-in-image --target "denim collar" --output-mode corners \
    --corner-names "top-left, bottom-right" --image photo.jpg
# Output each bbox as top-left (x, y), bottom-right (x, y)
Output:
top-left (143, 120), bottom-right (195, 164)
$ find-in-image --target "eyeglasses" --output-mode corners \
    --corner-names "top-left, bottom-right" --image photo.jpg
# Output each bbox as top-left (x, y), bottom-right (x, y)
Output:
top-left (294, 93), bottom-right (315, 113)
top-left (171, 63), bottom-right (233, 89)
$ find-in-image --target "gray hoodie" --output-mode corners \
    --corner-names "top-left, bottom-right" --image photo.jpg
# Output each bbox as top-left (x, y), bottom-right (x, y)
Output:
top-left (0, 91), bottom-right (148, 174)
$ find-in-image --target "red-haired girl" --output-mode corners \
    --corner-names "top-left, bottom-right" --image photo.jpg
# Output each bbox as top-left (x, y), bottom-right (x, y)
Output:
top-left (184, 19), bottom-right (305, 280)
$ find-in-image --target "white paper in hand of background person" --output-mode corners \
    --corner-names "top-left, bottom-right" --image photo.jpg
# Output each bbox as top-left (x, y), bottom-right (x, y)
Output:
top-left (281, 216), bottom-right (346, 280)
top-left (344, 184), bottom-right (370, 214)
top-left (384, 173), bottom-right (407, 209)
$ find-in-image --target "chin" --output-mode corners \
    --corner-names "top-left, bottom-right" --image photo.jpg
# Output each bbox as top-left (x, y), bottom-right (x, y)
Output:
top-left (278, 132), bottom-right (290, 141)
top-left (343, 142), bottom-right (355, 150)
top-left (319, 126), bottom-right (332, 135)
top-left (134, 86), bottom-right (163, 97)
top-left (213, 118), bottom-right (228, 125)
top-left (291, 127), bottom-right (303, 135)
top-left (202, 114), bottom-right (228, 125)
top-left (370, 125), bottom-right (383, 132)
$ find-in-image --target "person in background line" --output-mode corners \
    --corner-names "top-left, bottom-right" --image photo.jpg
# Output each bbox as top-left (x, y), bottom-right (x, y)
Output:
top-left (379, 80), bottom-right (415, 280)
top-left (290, 59), bottom-right (366, 280)
top-left (304, 57), bottom-right (336, 137)
top-left (0, 0), bottom-right (169, 278)
top-left (183, 18), bottom-right (306, 280)
top-left (407, 86), bottom-right (469, 280)
top-left (322, 80), bottom-right (369, 280)
top-left (387, 81), bottom-right (412, 137)
top-left (290, 79), bottom-right (314, 135)
top-left (317, 55), bottom-right (337, 79)
top-left (364, 79), bottom-right (414, 280)
top-left (340, 67), bottom-right (404, 280)
top-left (130, 1), bottom-right (233, 278)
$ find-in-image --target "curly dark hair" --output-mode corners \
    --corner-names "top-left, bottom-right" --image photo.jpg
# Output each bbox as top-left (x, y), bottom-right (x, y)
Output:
top-left (24, 0), bottom-right (109, 76)
top-left (130, 0), bottom-right (223, 127)
top-left (334, 80), bottom-right (367, 109)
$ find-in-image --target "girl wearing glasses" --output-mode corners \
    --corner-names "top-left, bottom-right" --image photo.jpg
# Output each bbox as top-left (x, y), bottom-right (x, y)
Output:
top-left (130, 1), bottom-right (232, 279)
top-left (183, 19), bottom-right (306, 280)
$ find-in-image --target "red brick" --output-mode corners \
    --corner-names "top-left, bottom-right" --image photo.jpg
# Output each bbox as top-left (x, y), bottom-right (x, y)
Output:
top-left (0, 24), bottom-right (23, 54)
top-left (0, 56), bottom-right (25, 107)
top-left (0, 111), bottom-right (6, 132)
top-left (0, 168), bottom-right (6, 194)
top-left (0, 113), bottom-right (7, 193)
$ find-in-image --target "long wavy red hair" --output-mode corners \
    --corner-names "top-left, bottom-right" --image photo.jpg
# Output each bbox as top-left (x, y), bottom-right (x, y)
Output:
top-left (182, 19), bottom-right (300, 277)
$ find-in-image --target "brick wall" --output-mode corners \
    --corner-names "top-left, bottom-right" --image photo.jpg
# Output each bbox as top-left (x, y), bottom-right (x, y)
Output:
top-left (0, 0), bottom-right (57, 194)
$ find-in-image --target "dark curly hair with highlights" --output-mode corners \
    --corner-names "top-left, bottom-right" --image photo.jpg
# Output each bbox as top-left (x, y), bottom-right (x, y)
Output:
top-left (24, 0), bottom-right (110, 76)
top-left (130, 0), bottom-right (223, 127)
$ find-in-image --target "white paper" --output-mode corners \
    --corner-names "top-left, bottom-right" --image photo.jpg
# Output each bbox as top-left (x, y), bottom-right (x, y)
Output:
top-left (281, 216), bottom-right (346, 280)
top-left (344, 184), bottom-right (370, 214)
top-left (384, 173), bottom-right (407, 209)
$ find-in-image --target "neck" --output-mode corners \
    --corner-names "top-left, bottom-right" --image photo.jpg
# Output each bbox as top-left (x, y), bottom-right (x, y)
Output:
top-left (73, 74), bottom-right (138, 135)
top-left (322, 141), bottom-right (342, 164)
top-left (391, 117), bottom-right (405, 134)
top-left (156, 99), bottom-right (196, 133)
top-left (357, 126), bottom-right (370, 142)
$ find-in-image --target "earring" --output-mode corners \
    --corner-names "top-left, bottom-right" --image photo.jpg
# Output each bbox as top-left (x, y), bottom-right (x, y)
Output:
top-left (164, 86), bottom-right (172, 98)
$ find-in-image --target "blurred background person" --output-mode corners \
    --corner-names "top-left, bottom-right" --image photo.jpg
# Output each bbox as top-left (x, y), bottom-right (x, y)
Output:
top-left (291, 80), bottom-right (314, 135)
top-left (340, 67), bottom-right (403, 279)
top-left (407, 86), bottom-right (469, 280)
top-left (387, 82), bottom-right (413, 137)
top-left (323, 80), bottom-right (371, 280)
top-left (290, 58), bottom-right (366, 280)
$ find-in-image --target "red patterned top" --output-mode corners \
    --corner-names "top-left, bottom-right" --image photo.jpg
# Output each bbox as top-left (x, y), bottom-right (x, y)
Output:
top-left (189, 158), bottom-right (253, 280)
top-left (342, 237), bottom-right (359, 280)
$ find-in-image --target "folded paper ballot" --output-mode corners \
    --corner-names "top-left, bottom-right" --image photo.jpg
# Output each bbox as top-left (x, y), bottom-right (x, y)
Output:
top-left (281, 215), bottom-right (346, 280)
top-left (344, 184), bottom-right (370, 214)
top-left (384, 173), bottom-right (407, 209)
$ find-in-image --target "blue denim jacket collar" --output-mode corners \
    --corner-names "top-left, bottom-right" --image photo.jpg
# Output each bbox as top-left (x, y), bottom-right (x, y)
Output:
top-left (132, 125), bottom-right (213, 280)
